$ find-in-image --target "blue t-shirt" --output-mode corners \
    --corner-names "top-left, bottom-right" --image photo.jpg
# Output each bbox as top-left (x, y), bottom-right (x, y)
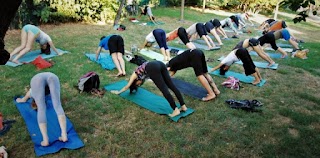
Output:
top-left (99, 35), bottom-right (113, 50)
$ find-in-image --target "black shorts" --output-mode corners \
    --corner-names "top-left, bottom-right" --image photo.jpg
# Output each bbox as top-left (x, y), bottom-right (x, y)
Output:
top-left (235, 48), bottom-right (256, 76)
top-left (196, 23), bottom-right (207, 37)
top-left (189, 49), bottom-right (208, 76)
top-left (108, 35), bottom-right (124, 54)
top-left (205, 22), bottom-right (214, 32)
top-left (177, 27), bottom-right (190, 45)
top-left (211, 19), bottom-right (221, 27)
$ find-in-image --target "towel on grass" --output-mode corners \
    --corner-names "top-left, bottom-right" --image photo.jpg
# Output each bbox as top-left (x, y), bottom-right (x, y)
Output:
top-left (104, 80), bottom-right (194, 122)
top-left (208, 67), bottom-right (267, 87)
top-left (85, 53), bottom-right (116, 70)
top-left (14, 96), bottom-right (84, 157)
top-left (217, 56), bottom-right (278, 70)
top-left (6, 49), bottom-right (68, 67)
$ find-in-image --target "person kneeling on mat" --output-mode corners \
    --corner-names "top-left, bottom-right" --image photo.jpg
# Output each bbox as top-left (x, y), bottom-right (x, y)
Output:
top-left (16, 72), bottom-right (68, 147)
top-left (166, 27), bottom-right (196, 50)
top-left (234, 38), bottom-right (275, 66)
top-left (209, 48), bottom-right (262, 85)
top-left (96, 35), bottom-right (126, 77)
top-left (141, 29), bottom-right (171, 61)
top-left (166, 49), bottom-right (220, 101)
top-left (111, 61), bottom-right (188, 117)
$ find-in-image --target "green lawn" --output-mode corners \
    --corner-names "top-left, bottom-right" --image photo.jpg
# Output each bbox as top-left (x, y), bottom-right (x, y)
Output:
top-left (1, 7), bottom-right (320, 157)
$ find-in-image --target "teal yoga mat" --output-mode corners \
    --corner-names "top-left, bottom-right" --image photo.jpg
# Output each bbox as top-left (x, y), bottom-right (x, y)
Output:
top-left (249, 51), bottom-right (285, 59)
top-left (277, 43), bottom-right (293, 48)
top-left (104, 80), bottom-right (194, 122)
top-left (217, 56), bottom-right (278, 70)
top-left (191, 42), bottom-right (220, 51)
top-left (6, 49), bottom-right (68, 67)
top-left (208, 67), bottom-right (267, 87)
top-left (136, 21), bottom-right (165, 26)
top-left (193, 39), bottom-right (219, 46)
top-left (154, 46), bottom-right (186, 54)
top-left (264, 47), bottom-right (293, 52)
top-left (139, 49), bottom-right (165, 62)
top-left (85, 53), bottom-right (116, 70)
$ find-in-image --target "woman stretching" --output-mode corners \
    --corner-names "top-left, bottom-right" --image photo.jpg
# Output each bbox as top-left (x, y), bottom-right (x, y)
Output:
top-left (186, 23), bottom-right (216, 49)
top-left (16, 72), bottom-right (68, 146)
top-left (96, 35), bottom-right (126, 77)
top-left (111, 60), bottom-right (187, 117)
top-left (141, 29), bottom-right (171, 61)
top-left (166, 27), bottom-right (196, 49)
top-left (205, 19), bottom-right (227, 45)
top-left (167, 49), bottom-right (220, 101)
top-left (234, 38), bottom-right (275, 66)
top-left (10, 24), bottom-right (62, 64)
top-left (209, 48), bottom-right (262, 85)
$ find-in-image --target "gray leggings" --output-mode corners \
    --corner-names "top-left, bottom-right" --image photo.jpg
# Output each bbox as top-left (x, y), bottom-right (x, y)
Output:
top-left (31, 72), bottom-right (65, 124)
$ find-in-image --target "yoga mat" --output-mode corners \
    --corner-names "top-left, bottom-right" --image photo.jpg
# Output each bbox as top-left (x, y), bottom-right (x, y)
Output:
top-left (192, 42), bottom-right (220, 51)
top-left (154, 46), bottom-right (185, 55)
top-left (85, 53), bottom-right (116, 70)
top-left (277, 43), bottom-right (292, 48)
top-left (14, 96), bottom-right (84, 157)
top-left (208, 67), bottom-right (267, 87)
top-left (265, 47), bottom-right (293, 52)
top-left (138, 21), bottom-right (165, 26)
top-left (193, 39), bottom-right (219, 46)
top-left (6, 49), bottom-right (68, 67)
top-left (249, 51), bottom-right (284, 59)
top-left (217, 56), bottom-right (278, 70)
top-left (171, 78), bottom-right (207, 100)
top-left (139, 49), bottom-right (165, 62)
top-left (104, 80), bottom-right (194, 122)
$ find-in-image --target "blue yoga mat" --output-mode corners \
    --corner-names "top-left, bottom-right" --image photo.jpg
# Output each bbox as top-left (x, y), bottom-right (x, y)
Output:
top-left (208, 67), bottom-right (267, 87)
top-left (217, 56), bottom-right (278, 70)
top-left (14, 96), bottom-right (84, 157)
top-left (277, 43), bottom-right (292, 48)
top-left (171, 78), bottom-right (207, 100)
top-left (139, 49), bottom-right (165, 63)
top-left (249, 51), bottom-right (285, 59)
top-left (192, 42), bottom-right (220, 51)
top-left (104, 80), bottom-right (194, 122)
top-left (85, 53), bottom-right (116, 70)
top-left (6, 49), bottom-right (68, 67)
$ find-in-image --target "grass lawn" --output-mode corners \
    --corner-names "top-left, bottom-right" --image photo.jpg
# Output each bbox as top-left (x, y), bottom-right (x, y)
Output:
top-left (1, 7), bottom-right (320, 157)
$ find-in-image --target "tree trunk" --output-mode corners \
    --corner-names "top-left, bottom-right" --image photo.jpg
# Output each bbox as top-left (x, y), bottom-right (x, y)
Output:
top-left (180, 0), bottom-right (185, 21)
top-left (202, 0), bottom-right (206, 13)
top-left (114, 0), bottom-right (126, 27)
top-left (0, 0), bottom-right (22, 49)
top-left (274, 1), bottom-right (281, 20)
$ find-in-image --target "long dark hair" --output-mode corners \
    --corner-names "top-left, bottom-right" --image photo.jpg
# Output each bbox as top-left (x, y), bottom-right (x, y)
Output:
top-left (100, 36), bottom-right (106, 41)
top-left (129, 79), bottom-right (145, 93)
top-left (41, 43), bottom-right (51, 55)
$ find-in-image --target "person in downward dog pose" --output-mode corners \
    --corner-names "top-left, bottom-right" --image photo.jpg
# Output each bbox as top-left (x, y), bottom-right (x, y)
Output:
top-left (111, 60), bottom-right (188, 117)
top-left (186, 23), bottom-right (216, 49)
top-left (16, 72), bottom-right (68, 146)
top-left (96, 35), bottom-right (126, 77)
top-left (166, 27), bottom-right (196, 49)
top-left (209, 48), bottom-right (262, 85)
top-left (166, 49), bottom-right (220, 101)
top-left (10, 24), bottom-right (62, 64)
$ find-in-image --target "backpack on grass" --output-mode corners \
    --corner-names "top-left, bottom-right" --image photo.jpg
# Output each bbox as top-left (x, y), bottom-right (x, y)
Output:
top-left (78, 72), bottom-right (100, 93)
top-left (222, 76), bottom-right (240, 90)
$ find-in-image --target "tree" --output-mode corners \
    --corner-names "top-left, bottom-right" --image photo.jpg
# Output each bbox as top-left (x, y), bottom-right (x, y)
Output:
top-left (180, 0), bottom-right (185, 21)
top-left (281, 0), bottom-right (317, 23)
top-left (114, 0), bottom-right (126, 27)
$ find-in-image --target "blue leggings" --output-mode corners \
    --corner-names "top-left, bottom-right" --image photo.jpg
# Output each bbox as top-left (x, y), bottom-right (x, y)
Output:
top-left (22, 24), bottom-right (40, 35)
top-left (153, 29), bottom-right (168, 50)
top-left (31, 72), bottom-right (65, 124)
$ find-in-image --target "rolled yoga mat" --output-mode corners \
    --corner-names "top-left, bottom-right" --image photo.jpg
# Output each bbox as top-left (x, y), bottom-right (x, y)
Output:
top-left (104, 80), bottom-right (194, 122)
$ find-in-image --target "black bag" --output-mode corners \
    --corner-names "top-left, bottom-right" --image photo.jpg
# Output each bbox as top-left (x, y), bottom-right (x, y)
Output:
top-left (170, 49), bottom-right (179, 56)
top-left (0, 49), bottom-right (10, 65)
top-left (78, 72), bottom-right (100, 93)
top-left (130, 55), bottom-right (147, 66)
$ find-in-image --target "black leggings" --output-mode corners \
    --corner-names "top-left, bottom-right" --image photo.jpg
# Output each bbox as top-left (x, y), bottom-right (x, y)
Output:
top-left (108, 35), bottom-right (124, 54)
top-left (196, 23), bottom-right (207, 37)
top-left (177, 27), bottom-right (190, 45)
top-left (146, 61), bottom-right (185, 110)
top-left (235, 48), bottom-right (256, 76)
top-left (153, 29), bottom-right (168, 50)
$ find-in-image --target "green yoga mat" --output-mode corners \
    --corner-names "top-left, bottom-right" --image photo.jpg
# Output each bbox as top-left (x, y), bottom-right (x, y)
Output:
top-left (217, 56), bottom-right (278, 70)
top-left (104, 80), bottom-right (194, 122)
top-left (208, 67), bottom-right (267, 87)
top-left (135, 21), bottom-right (165, 26)
top-left (139, 49), bottom-right (165, 62)
top-left (249, 51), bottom-right (285, 59)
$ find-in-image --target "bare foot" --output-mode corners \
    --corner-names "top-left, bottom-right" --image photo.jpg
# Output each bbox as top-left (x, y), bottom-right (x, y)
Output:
top-left (16, 98), bottom-right (26, 103)
top-left (281, 54), bottom-right (288, 58)
top-left (168, 108), bottom-right (180, 117)
top-left (202, 94), bottom-right (216, 101)
top-left (41, 140), bottom-right (49, 147)
top-left (59, 134), bottom-right (68, 142)
top-left (179, 105), bottom-right (188, 112)
top-left (267, 62), bottom-right (275, 67)
top-left (11, 60), bottom-right (21, 64)
top-left (252, 80), bottom-right (261, 85)
top-left (214, 89), bottom-right (220, 95)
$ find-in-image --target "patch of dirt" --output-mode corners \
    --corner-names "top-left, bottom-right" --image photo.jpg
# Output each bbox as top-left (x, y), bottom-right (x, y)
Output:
top-left (271, 114), bottom-right (292, 126)
top-left (288, 128), bottom-right (299, 138)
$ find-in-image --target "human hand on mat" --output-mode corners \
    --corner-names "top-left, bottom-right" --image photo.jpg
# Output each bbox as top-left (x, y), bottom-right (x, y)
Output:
top-left (111, 90), bottom-right (120, 95)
